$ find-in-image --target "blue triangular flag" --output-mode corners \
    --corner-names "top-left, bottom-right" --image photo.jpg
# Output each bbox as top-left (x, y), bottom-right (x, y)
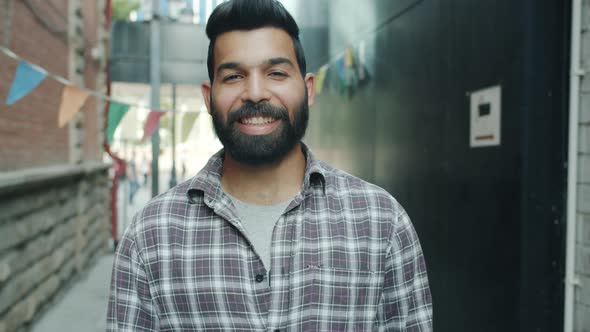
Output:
top-left (6, 61), bottom-right (47, 105)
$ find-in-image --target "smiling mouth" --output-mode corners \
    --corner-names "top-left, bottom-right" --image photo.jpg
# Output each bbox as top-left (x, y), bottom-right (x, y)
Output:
top-left (235, 116), bottom-right (282, 135)
top-left (238, 116), bottom-right (279, 125)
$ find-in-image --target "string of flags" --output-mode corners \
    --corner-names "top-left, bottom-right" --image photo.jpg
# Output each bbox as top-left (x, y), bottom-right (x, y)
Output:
top-left (0, 46), bottom-right (203, 145)
top-left (3, 36), bottom-right (369, 145)
top-left (313, 41), bottom-right (370, 99)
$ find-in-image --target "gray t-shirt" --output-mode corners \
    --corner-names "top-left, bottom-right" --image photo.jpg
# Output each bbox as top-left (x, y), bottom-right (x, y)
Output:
top-left (226, 193), bottom-right (291, 270)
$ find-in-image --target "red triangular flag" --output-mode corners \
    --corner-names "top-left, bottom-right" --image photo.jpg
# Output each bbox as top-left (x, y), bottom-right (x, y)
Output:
top-left (142, 111), bottom-right (165, 142)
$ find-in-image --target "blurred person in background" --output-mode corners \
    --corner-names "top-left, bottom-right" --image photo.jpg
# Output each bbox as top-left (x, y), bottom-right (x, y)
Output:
top-left (107, 0), bottom-right (432, 330)
top-left (181, 158), bottom-right (187, 180)
top-left (127, 151), bottom-right (139, 205)
top-left (140, 155), bottom-right (150, 187)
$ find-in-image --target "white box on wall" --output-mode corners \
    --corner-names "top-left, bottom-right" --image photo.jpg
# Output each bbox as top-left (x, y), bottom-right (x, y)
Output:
top-left (470, 85), bottom-right (501, 148)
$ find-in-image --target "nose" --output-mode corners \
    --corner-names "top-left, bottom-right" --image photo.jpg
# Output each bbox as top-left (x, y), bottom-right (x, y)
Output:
top-left (241, 73), bottom-right (271, 104)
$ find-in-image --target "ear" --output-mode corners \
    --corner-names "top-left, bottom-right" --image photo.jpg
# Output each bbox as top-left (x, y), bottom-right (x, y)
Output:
top-left (201, 81), bottom-right (212, 114)
top-left (304, 73), bottom-right (316, 108)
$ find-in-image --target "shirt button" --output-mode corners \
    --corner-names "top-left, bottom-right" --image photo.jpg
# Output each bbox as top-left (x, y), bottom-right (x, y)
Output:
top-left (255, 273), bottom-right (265, 283)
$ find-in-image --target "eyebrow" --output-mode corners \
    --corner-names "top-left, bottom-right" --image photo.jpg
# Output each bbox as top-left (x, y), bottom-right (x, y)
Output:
top-left (216, 57), bottom-right (295, 76)
top-left (216, 62), bottom-right (240, 76)
top-left (267, 57), bottom-right (295, 68)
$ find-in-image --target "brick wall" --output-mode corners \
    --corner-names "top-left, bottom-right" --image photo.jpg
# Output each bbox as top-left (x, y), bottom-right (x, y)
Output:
top-left (0, 0), bottom-right (69, 171)
top-left (0, 0), bottom-right (106, 170)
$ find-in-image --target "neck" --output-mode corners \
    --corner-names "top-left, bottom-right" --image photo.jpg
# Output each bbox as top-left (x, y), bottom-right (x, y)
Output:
top-left (221, 143), bottom-right (306, 205)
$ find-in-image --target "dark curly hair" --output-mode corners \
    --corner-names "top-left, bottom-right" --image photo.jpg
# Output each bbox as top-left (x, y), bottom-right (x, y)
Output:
top-left (205, 0), bottom-right (307, 82)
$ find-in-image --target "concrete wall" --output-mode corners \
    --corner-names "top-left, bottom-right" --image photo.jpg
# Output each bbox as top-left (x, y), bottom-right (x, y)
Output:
top-left (576, 1), bottom-right (590, 330)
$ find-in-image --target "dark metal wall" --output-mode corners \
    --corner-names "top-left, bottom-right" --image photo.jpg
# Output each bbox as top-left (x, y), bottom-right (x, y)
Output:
top-left (297, 0), bottom-right (570, 330)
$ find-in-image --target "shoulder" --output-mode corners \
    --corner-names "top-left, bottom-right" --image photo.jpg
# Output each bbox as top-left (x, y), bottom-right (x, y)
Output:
top-left (314, 160), bottom-right (415, 250)
top-left (319, 160), bottom-right (406, 218)
top-left (141, 178), bottom-right (193, 218)
top-left (122, 178), bottom-right (196, 248)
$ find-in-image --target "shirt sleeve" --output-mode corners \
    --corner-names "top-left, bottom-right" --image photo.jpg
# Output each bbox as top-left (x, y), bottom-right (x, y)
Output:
top-left (380, 212), bottom-right (433, 331)
top-left (107, 226), bottom-right (159, 331)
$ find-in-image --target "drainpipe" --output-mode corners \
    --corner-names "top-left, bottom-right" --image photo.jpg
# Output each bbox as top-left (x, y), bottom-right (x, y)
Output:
top-left (103, 0), bottom-right (125, 247)
top-left (564, 0), bottom-right (582, 331)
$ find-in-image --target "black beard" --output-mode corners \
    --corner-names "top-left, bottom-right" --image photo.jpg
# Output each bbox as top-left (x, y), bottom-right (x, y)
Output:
top-left (211, 94), bottom-right (309, 166)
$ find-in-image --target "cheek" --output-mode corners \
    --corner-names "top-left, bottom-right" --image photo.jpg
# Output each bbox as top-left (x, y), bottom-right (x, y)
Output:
top-left (213, 87), bottom-right (241, 112)
top-left (270, 84), bottom-right (305, 116)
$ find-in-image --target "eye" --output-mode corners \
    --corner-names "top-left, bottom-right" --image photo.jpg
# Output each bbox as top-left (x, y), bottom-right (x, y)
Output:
top-left (269, 71), bottom-right (288, 78)
top-left (223, 74), bottom-right (243, 82)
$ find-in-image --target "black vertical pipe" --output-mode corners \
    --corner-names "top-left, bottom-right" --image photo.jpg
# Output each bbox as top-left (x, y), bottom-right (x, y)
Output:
top-left (519, 0), bottom-right (568, 330)
top-left (169, 83), bottom-right (177, 188)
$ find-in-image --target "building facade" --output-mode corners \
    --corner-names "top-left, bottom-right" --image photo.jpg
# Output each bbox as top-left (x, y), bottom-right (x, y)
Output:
top-left (0, 1), bottom-right (111, 331)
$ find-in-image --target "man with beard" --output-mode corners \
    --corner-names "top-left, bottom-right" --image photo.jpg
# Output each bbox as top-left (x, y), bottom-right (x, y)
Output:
top-left (107, 0), bottom-right (432, 331)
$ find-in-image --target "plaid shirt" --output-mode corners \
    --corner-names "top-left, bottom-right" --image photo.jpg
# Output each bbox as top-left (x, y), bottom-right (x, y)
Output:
top-left (107, 144), bottom-right (432, 331)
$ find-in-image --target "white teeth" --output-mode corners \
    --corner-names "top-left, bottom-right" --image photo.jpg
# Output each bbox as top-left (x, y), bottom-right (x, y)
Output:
top-left (241, 117), bottom-right (275, 125)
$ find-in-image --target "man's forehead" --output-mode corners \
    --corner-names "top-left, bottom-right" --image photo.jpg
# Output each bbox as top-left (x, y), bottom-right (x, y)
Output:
top-left (213, 27), bottom-right (297, 67)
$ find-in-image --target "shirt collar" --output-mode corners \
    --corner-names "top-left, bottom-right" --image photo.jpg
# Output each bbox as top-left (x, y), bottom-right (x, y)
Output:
top-left (186, 142), bottom-right (326, 203)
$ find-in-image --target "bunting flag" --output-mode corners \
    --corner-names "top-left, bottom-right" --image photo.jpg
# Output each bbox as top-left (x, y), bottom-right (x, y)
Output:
top-left (5, 61), bottom-right (47, 105)
top-left (336, 55), bottom-right (347, 96)
top-left (106, 102), bottom-right (130, 144)
top-left (315, 65), bottom-right (328, 95)
top-left (142, 111), bottom-right (165, 142)
top-left (344, 47), bottom-right (354, 67)
top-left (1, 46), bottom-right (209, 147)
top-left (58, 85), bottom-right (90, 127)
top-left (181, 112), bottom-right (199, 143)
top-left (335, 48), bottom-right (359, 98)
top-left (336, 55), bottom-right (346, 82)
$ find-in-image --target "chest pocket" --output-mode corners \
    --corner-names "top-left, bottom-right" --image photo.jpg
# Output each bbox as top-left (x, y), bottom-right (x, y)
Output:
top-left (287, 265), bottom-right (384, 331)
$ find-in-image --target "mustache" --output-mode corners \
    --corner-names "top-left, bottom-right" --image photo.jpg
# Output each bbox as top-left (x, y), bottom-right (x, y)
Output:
top-left (226, 102), bottom-right (289, 124)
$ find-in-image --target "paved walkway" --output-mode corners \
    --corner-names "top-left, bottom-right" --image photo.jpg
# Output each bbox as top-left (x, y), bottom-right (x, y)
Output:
top-left (30, 176), bottom-right (159, 331)
top-left (29, 171), bottom-right (191, 331)
top-left (30, 254), bottom-right (114, 332)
